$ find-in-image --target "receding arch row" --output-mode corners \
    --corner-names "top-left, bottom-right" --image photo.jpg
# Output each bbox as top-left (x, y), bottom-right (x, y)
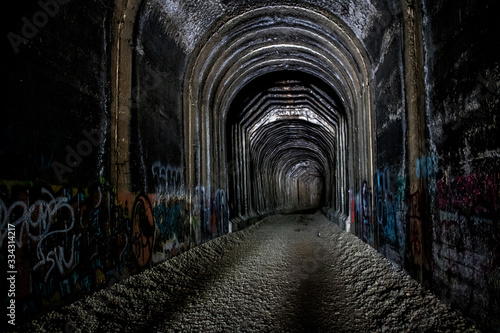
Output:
top-left (235, 83), bottom-right (339, 217)
top-left (184, 4), bottom-right (375, 226)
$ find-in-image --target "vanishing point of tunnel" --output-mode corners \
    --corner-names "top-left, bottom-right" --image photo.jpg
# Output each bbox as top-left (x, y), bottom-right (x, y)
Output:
top-left (1, 0), bottom-right (499, 332)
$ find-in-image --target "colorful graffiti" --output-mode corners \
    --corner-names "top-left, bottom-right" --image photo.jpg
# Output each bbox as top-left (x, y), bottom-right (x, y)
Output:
top-left (191, 186), bottom-right (229, 241)
top-left (361, 181), bottom-right (372, 244)
top-left (0, 177), bottom-right (199, 322)
top-left (153, 200), bottom-right (185, 241)
top-left (131, 195), bottom-right (154, 267)
top-left (0, 183), bottom-right (134, 320)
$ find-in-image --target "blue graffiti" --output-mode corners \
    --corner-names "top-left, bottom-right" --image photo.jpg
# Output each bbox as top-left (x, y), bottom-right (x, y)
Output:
top-left (416, 154), bottom-right (438, 180)
top-left (153, 201), bottom-right (184, 241)
top-left (374, 167), bottom-right (405, 246)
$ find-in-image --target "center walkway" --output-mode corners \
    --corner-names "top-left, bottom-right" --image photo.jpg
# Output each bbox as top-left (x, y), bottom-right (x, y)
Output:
top-left (24, 212), bottom-right (477, 332)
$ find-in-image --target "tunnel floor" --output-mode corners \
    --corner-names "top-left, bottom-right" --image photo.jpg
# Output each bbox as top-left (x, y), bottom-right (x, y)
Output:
top-left (24, 213), bottom-right (478, 332)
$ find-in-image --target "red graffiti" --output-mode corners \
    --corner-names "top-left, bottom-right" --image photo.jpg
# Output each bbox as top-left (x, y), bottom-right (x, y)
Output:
top-left (131, 195), bottom-right (154, 267)
top-left (438, 173), bottom-right (499, 213)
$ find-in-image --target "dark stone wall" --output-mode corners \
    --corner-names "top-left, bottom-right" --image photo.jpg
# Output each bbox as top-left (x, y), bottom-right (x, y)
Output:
top-left (131, 2), bottom-right (187, 194)
top-left (371, 12), bottom-right (407, 266)
top-left (1, 0), bottom-right (115, 324)
top-left (368, 1), bottom-right (500, 329)
top-left (422, 0), bottom-right (500, 330)
top-left (352, 0), bottom-right (408, 263)
top-left (1, 0), bottom-right (111, 186)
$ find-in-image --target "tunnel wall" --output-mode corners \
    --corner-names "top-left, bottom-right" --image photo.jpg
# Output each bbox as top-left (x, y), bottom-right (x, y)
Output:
top-left (355, 1), bottom-right (407, 256)
top-left (1, 0), bottom-right (117, 323)
top-left (1, 0), bottom-right (499, 330)
top-left (367, 1), bottom-right (500, 330)
top-left (0, 0), bottom-right (212, 324)
top-left (131, 2), bottom-right (192, 254)
top-left (421, 0), bottom-right (500, 329)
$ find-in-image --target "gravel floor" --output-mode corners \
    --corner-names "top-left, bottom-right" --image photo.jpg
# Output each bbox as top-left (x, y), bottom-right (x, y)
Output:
top-left (21, 212), bottom-right (479, 332)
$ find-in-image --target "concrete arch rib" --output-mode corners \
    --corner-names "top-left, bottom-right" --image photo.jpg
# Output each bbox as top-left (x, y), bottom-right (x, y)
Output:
top-left (185, 4), bottom-right (374, 229)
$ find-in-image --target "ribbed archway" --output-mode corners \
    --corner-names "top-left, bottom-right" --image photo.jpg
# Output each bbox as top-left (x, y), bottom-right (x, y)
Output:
top-left (185, 5), bottom-right (374, 232)
top-left (226, 71), bottom-right (340, 217)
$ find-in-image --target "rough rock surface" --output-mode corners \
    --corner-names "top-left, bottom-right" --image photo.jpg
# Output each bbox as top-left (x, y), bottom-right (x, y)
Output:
top-left (21, 213), bottom-right (478, 332)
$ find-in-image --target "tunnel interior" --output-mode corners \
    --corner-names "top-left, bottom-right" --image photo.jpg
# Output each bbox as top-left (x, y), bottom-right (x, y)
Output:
top-left (226, 71), bottom-right (345, 217)
top-left (2, 0), bottom-right (500, 331)
top-left (185, 5), bottom-right (374, 232)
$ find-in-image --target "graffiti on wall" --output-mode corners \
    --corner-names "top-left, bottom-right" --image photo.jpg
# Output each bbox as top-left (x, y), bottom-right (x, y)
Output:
top-left (360, 181), bottom-right (372, 244)
top-left (416, 154), bottom-right (438, 181)
top-left (0, 183), bottom-right (133, 319)
top-left (1, 186), bottom-right (79, 283)
top-left (437, 172), bottom-right (498, 214)
top-left (373, 168), bottom-right (406, 250)
top-left (151, 198), bottom-right (189, 262)
top-left (191, 186), bottom-right (229, 241)
top-left (151, 162), bottom-right (184, 198)
top-left (149, 160), bottom-right (191, 259)
top-left (153, 200), bottom-right (184, 242)
top-left (131, 195), bottom-right (154, 267)
top-left (433, 172), bottom-right (500, 301)
top-left (0, 171), bottom-right (232, 321)
top-left (0, 181), bottom-right (191, 320)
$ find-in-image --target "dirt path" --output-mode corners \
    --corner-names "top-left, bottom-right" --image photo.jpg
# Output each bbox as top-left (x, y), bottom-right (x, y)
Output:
top-left (22, 212), bottom-right (478, 332)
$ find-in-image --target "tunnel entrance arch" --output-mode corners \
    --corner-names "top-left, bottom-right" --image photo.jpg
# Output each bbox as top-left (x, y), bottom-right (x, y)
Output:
top-left (184, 5), bottom-right (375, 233)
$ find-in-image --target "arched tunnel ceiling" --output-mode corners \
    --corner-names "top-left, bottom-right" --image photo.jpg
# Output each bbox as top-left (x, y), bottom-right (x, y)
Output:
top-left (144, 0), bottom-right (384, 55)
top-left (177, 3), bottom-right (375, 215)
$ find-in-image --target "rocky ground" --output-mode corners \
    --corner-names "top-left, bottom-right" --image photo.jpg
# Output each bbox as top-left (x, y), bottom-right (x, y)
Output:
top-left (20, 212), bottom-right (478, 332)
